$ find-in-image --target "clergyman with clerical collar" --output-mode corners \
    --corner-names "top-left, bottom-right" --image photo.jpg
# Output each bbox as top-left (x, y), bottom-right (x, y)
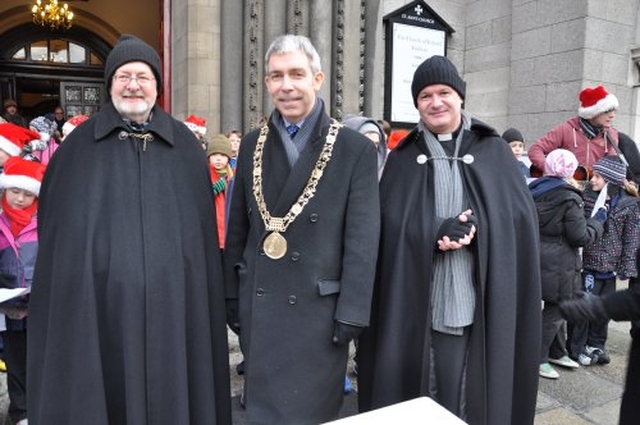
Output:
top-left (224, 34), bottom-right (380, 424)
top-left (357, 55), bottom-right (542, 425)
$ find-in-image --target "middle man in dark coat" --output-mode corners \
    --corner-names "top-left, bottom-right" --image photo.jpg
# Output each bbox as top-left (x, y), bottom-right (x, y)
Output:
top-left (224, 34), bottom-right (380, 425)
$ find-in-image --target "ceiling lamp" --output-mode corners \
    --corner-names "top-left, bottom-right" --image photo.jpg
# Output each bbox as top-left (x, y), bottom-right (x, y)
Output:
top-left (31, 0), bottom-right (74, 31)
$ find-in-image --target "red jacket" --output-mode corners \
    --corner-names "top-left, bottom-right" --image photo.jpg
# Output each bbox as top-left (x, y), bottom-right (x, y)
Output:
top-left (529, 116), bottom-right (618, 173)
top-left (210, 166), bottom-right (231, 249)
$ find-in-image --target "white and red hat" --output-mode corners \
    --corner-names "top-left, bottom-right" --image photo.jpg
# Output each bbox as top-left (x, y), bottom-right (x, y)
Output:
top-left (0, 123), bottom-right (44, 157)
top-left (61, 114), bottom-right (89, 140)
top-left (578, 86), bottom-right (619, 119)
top-left (0, 156), bottom-right (46, 196)
top-left (184, 115), bottom-right (207, 136)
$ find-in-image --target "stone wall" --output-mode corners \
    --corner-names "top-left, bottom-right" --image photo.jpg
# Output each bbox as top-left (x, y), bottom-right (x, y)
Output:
top-left (172, 0), bottom-right (640, 145)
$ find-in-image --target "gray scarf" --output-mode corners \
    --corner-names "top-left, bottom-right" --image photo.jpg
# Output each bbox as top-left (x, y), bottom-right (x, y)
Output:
top-left (420, 110), bottom-right (475, 336)
top-left (272, 98), bottom-right (324, 166)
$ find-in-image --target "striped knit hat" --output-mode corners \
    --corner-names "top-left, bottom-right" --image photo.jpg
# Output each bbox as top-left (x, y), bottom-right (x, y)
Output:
top-left (593, 156), bottom-right (627, 186)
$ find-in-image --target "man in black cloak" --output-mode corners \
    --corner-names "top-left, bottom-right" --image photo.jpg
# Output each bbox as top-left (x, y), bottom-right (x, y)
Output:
top-left (27, 35), bottom-right (231, 425)
top-left (357, 55), bottom-right (542, 424)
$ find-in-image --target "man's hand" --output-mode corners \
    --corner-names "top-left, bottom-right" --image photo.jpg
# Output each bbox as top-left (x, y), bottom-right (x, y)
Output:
top-left (226, 299), bottom-right (240, 334)
top-left (332, 321), bottom-right (363, 346)
top-left (436, 209), bottom-right (477, 251)
top-left (560, 293), bottom-right (609, 323)
top-left (0, 307), bottom-right (28, 320)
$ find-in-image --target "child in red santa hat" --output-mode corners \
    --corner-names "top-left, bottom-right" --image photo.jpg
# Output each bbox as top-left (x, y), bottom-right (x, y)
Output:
top-left (184, 115), bottom-right (208, 150)
top-left (0, 123), bottom-right (46, 168)
top-left (31, 114), bottom-right (90, 166)
top-left (0, 156), bottom-right (46, 425)
top-left (61, 114), bottom-right (89, 142)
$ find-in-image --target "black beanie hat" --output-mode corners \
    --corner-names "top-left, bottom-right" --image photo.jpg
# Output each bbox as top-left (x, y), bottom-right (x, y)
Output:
top-left (104, 34), bottom-right (162, 93)
top-left (411, 55), bottom-right (466, 107)
top-left (501, 128), bottom-right (525, 144)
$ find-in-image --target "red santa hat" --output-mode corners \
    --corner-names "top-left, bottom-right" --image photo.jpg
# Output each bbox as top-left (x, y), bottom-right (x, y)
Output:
top-left (61, 114), bottom-right (89, 139)
top-left (184, 115), bottom-right (207, 136)
top-left (0, 156), bottom-right (46, 196)
top-left (0, 123), bottom-right (44, 157)
top-left (578, 86), bottom-right (619, 119)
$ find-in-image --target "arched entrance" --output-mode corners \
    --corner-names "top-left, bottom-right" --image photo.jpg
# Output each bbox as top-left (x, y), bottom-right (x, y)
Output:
top-left (0, 25), bottom-right (111, 122)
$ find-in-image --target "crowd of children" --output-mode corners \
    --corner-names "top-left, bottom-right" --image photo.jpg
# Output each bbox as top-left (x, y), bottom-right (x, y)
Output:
top-left (501, 86), bottom-right (640, 392)
top-left (0, 113), bottom-right (89, 424)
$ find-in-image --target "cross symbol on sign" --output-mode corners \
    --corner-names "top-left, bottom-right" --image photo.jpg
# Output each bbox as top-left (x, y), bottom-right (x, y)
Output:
top-left (414, 5), bottom-right (423, 15)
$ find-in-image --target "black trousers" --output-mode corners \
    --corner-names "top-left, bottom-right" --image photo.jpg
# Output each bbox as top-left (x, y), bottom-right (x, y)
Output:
top-left (569, 276), bottom-right (616, 356)
top-left (431, 328), bottom-right (470, 418)
top-left (3, 329), bottom-right (27, 424)
top-left (541, 301), bottom-right (566, 362)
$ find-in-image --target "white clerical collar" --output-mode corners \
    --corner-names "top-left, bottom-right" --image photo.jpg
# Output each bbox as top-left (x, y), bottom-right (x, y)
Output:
top-left (437, 133), bottom-right (453, 141)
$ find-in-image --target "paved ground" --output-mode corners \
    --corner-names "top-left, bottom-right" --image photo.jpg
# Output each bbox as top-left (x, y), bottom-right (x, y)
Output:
top-left (228, 320), bottom-right (631, 425)
top-left (0, 311), bottom-right (629, 424)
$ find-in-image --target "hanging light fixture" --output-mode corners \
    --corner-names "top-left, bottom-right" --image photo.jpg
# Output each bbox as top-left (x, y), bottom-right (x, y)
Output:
top-left (31, 0), bottom-right (74, 31)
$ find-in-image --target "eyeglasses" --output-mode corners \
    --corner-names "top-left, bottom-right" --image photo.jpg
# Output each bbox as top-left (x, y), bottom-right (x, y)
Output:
top-left (113, 74), bottom-right (155, 86)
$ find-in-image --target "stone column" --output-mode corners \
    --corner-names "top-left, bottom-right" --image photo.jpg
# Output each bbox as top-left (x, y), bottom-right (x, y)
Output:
top-left (310, 0), bottom-right (333, 110)
top-left (244, 0), bottom-right (265, 130)
top-left (262, 0), bottom-right (288, 116)
top-left (170, 0), bottom-right (221, 132)
top-left (339, 0), bottom-right (366, 118)
top-left (221, 0), bottom-right (245, 133)
top-left (363, 0), bottom-right (381, 118)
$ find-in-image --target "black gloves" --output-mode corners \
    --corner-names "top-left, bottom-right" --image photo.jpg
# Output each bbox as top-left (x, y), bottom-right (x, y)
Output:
top-left (226, 299), bottom-right (240, 335)
top-left (560, 293), bottom-right (609, 323)
top-left (593, 207), bottom-right (608, 224)
top-left (332, 321), bottom-right (363, 346)
top-left (435, 214), bottom-right (477, 243)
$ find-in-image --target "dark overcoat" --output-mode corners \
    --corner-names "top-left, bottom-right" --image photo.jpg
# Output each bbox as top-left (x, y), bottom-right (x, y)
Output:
top-left (27, 102), bottom-right (231, 425)
top-left (529, 177), bottom-right (603, 301)
top-left (357, 120), bottom-right (542, 425)
top-left (224, 111), bottom-right (380, 424)
top-left (607, 255), bottom-right (640, 425)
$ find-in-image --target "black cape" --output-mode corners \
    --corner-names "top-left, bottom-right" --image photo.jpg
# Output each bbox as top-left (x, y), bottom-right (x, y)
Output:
top-left (27, 103), bottom-right (231, 425)
top-left (358, 120), bottom-right (541, 425)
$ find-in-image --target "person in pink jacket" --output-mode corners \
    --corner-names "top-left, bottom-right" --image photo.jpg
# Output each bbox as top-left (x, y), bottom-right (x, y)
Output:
top-left (529, 86), bottom-right (621, 179)
top-left (0, 157), bottom-right (46, 425)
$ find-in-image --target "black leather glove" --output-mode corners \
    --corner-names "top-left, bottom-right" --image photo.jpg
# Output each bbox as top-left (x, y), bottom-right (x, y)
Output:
top-left (560, 293), bottom-right (609, 323)
top-left (435, 214), bottom-right (477, 243)
top-left (593, 207), bottom-right (608, 224)
top-left (332, 321), bottom-right (363, 346)
top-left (226, 299), bottom-right (240, 335)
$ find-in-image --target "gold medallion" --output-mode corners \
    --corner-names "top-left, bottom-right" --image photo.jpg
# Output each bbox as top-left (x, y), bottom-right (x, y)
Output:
top-left (263, 232), bottom-right (288, 260)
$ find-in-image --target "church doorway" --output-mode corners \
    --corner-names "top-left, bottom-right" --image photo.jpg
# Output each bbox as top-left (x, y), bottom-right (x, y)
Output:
top-left (0, 25), bottom-right (110, 123)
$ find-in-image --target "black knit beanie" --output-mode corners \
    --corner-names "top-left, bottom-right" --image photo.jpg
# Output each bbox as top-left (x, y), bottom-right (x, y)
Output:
top-left (411, 55), bottom-right (466, 107)
top-left (104, 34), bottom-right (162, 93)
top-left (501, 128), bottom-right (525, 144)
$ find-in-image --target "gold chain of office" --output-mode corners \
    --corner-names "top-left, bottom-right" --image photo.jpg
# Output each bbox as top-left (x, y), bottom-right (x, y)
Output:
top-left (252, 120), bottom-right (342, 234)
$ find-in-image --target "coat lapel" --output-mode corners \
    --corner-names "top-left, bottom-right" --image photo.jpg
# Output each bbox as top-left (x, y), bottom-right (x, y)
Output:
top-left (264, 115), bottom-right (331, 218)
